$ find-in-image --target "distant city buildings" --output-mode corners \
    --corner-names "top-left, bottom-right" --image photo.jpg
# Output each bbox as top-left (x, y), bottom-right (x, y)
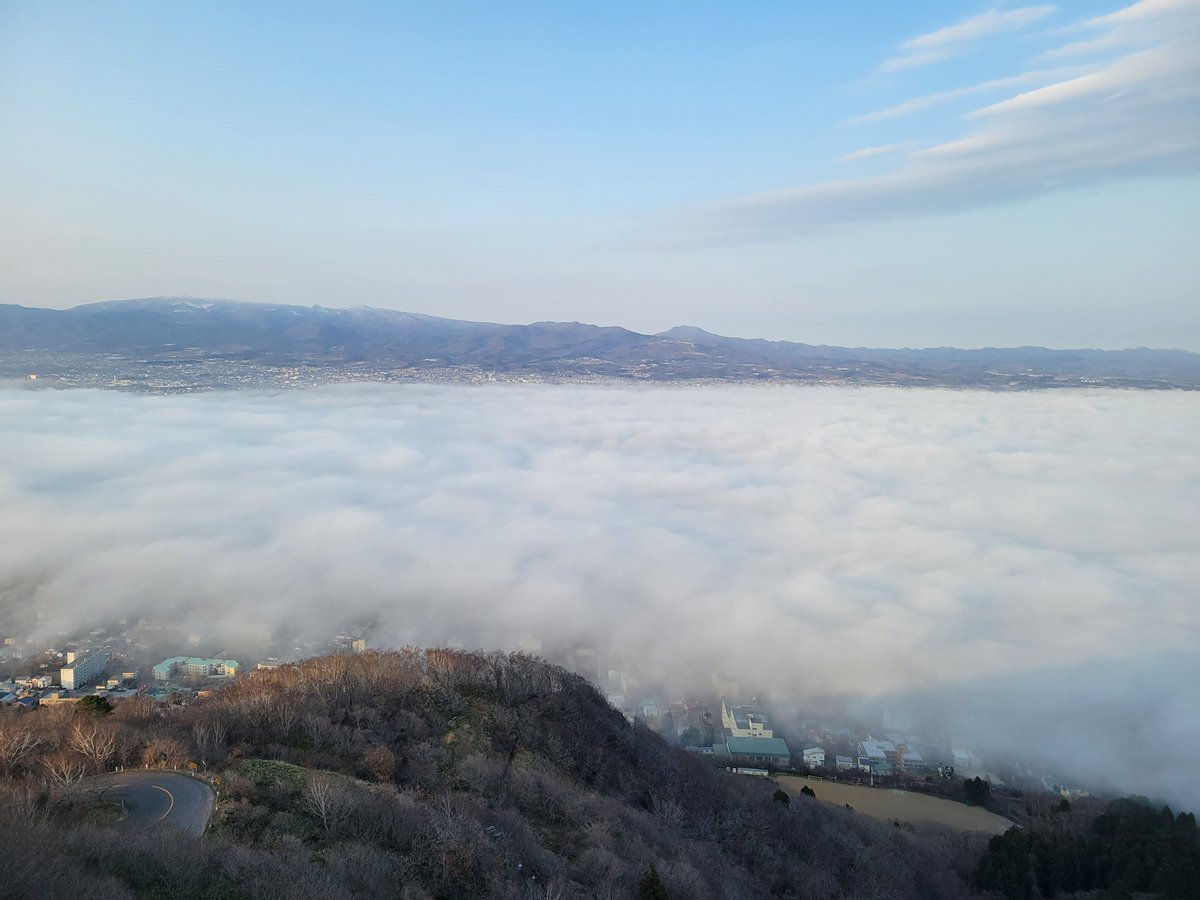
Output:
top-left (0, 614), bottom-right (1077, 800)
top-left (60, 649), bottom-right (108, 690)
top-left (152, 656), bottom-right (239, 681)
top-left (721, 700), bottom-right (774, 738)
top-left (899, 745), bottom-right (927, 771)
top-left (712, 699), bottom-right (792, 768)
top-left (858, 739), bottom-right (897, 773)
top-left (719, 736), bottom-right (792, 767)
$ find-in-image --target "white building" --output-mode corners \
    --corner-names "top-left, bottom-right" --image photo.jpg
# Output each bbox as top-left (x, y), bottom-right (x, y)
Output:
top-left (899, 746), bottom-right (927, 771)
top-left (952, 747), bottom-right (982, 770)
top-left (60, 649), bottom-right (108, 691)
top-left (857, 739), bottom-right (897, 773)
top-left (802, 746), bottom-right (826, 768)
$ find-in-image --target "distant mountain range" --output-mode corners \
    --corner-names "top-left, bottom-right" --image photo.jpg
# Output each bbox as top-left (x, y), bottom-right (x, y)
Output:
top-left (2, 297), bottom-right (1198, 390)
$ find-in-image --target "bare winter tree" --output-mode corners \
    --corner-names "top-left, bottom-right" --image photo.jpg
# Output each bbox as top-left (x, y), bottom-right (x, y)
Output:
top-left (141, 736), bottom-right (189, 769)
top-left (192, 720), bottom-right (227, 765)
top-left (270, 692), bottom-right (303, 738)
top-left (69, 720), bottom-right (119, 771)
top-left (363, 745), bottom-right (397, 783)
top-left (112, 694), bottom-right (157, 724)
top-left (0, 723), bottom-right (42, 774)
top-left (302, 772), bottom-right (348, 833)
top-left (0, 777), bottom-right (52, 824)
top-left (42, 750), bottom-right (88, 789)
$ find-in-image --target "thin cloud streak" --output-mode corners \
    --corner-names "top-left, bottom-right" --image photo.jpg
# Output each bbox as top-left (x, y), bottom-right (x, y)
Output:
top-left (1074, 0), bottom-right (1197, 30)
top-left (1042, 0), bottom-right (1199, 58)
top-left (1, 384), bottom-right (1198, 804)
top-left (846, 67), bottom-right (1092, 124)
top-left (692, 0), bottom-right (1200, 240)
top-left (880, 5), bottom-right (1057, 72)
top-left (840, 143), bottom-right (910, 162)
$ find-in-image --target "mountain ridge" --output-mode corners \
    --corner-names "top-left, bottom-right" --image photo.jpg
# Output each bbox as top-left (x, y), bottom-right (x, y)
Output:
top-left (2, 297), bottom-right (1198, 390)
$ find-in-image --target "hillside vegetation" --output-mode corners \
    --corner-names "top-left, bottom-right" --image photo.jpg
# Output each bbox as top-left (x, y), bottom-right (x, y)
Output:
top-left (976, 796), bottom-right (1200, 899)
top-left (0, 648), bottom-right (987, 899)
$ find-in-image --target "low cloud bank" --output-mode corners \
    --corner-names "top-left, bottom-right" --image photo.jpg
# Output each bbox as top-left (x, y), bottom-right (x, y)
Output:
top-left (2, 384), bottom-right (1198, 804)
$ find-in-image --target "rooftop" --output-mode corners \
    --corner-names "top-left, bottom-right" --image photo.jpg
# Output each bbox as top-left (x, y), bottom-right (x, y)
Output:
top-left (859, 740), bottom-right (896, 759)
top-left (155, 656), bottom-right (238, 667)
top-left (61, 648), bottom-right (107, 667)
top-left (725, 736), bottom-right (790, 757)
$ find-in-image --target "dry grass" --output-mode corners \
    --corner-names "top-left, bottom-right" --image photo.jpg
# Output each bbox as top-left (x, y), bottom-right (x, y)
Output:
top-left (776, 775), bottom-right (1012, 835)
top-left (71, 800), bottom-right (126, 827)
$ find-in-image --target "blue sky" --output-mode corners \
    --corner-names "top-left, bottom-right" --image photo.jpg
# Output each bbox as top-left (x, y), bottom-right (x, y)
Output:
top-left (2, 1), bottom-right (1197, 348)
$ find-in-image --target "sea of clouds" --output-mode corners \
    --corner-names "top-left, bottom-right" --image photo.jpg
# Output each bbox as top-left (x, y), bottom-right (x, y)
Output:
top-left (2, 384), bottom-right (1198, 804)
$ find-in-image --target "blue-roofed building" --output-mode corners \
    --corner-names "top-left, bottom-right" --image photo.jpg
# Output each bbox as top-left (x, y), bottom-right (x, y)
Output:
top-left (899, 745), bottom-right (927, 772)
top-left (857, 739), bottom-right (897, 772)
top-left (723, 736), bottom-right (791, 767)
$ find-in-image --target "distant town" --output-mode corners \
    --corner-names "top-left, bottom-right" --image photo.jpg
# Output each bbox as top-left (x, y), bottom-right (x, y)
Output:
top-left (0, 615), bottom-right (1097, 824)
top-left (7, 355), bottom-right (1160, 394)
top-left (4, 298), bottom-right (1198, 392)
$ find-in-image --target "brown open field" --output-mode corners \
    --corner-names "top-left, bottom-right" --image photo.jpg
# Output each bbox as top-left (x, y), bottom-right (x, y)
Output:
top-left (776, 775), bottom-right (1013, 835)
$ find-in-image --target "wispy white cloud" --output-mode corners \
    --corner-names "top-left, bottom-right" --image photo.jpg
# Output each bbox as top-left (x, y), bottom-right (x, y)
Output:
top-left (879, 50), bottom-right (949, 74)
top-left (840, 143), bottom-right (910, 162)
top-left (881, 5), bottom-right (1057, 72)
top-left (1040, 29), bottom-right (1128, 59)
top-left (1042, 0), bottom-right (1199, 58)
top-left (1075, 0), bottom-right (1197, 30)
top-left (847, 67), bottom-right (1091, 124)
top-left (693, 0), bottom-right (1200, 239)
top-left (973, 43), bottom-right (1192, 116)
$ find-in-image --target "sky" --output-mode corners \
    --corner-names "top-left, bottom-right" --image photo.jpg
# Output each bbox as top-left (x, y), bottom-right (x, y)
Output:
top-left (3, 383), bottom-right (1198, 804)
top-left (1, 0), bottom-right (1198, 348)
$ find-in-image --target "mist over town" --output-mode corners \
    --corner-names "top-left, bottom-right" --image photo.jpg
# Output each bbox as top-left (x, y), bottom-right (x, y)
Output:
top-left (4, 383), bottom-right (1197, 809)
top-left (4, 0), bottom-right (1199, 895)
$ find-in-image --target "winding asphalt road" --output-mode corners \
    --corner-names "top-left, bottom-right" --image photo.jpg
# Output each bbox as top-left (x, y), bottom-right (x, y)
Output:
top-left (98, 771), bottom-right (215, 836)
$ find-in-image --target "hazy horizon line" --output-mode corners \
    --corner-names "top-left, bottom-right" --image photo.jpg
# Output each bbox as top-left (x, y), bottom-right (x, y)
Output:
top-left (5, 294), bottom-right (1198, 356)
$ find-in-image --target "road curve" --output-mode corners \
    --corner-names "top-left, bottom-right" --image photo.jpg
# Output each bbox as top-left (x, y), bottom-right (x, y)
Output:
top-left (98, 771), bottom-right (215, 837)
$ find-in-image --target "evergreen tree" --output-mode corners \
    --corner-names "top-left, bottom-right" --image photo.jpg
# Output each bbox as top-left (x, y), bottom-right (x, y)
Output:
top-left (637, 864), bottom-right (670, 900)
top-left (76, 694), bottom-right (113, 716)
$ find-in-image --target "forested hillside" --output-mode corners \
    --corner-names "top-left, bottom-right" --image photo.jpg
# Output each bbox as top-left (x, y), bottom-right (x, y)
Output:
top-left (976, 796), bottom-right (1200, 899)
top-left (0, 649), bottom-right (984, 899)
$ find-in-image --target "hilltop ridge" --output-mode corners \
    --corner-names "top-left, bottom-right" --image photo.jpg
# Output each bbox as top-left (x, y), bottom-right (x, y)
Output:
top-left (2, 298), bottom-right (1198, 390)
top-left (0, 648), bottom-right (979, 898)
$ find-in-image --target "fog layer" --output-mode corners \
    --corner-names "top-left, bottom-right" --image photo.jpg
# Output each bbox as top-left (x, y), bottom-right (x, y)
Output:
top-left (2, 385), bottom-right (1197, 801)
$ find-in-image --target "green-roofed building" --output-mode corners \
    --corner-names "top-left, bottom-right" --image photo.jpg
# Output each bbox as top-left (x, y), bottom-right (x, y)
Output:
top-left (152, 656), bottom-right (239, 681)
top-left (723, 736), bottom-right (792, 767)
